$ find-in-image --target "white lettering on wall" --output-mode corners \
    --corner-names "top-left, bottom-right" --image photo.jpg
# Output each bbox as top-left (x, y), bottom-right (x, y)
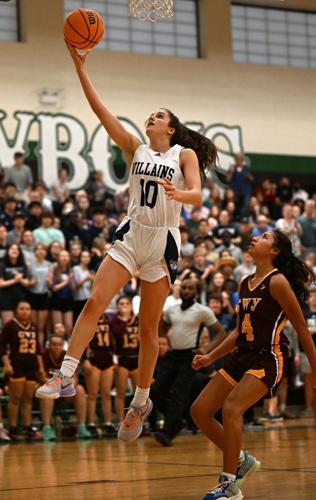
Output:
top-left (0, 110), bottom-right (243, 191)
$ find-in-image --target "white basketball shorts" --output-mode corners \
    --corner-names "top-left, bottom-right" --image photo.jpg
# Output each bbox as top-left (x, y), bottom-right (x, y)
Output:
top-left (107, 217), bottom-right (180, 284)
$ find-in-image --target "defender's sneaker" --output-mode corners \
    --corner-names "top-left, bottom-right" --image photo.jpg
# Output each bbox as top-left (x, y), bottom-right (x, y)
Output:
top-left (117, 398), bottom-right (153, 442)
top-left (42, 425), bottom-right (56, 442)
top-left (202, 475), bottom-right (243, 500)
top-left (36, 370), bottom-right (76, 399)
top-left (236, 451), bottom-right (261, 486)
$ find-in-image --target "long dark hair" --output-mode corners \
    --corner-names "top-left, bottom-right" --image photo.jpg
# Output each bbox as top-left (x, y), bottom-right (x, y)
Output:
top-left (165, 109), bottom-right (218, 184)
top-left (273, 229), bottom-right (314, 309)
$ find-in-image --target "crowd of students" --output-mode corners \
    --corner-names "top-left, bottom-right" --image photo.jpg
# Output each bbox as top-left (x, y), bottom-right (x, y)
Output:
top-left (0, 152), bottom-right (315, 443)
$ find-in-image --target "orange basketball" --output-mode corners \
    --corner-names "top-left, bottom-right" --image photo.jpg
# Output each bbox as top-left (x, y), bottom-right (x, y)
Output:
top-left (64, 9), bottom-right (104, 50)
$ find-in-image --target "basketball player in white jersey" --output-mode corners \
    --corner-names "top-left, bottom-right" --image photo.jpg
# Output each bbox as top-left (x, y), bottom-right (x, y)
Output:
top-left (36, 43), bottom-right (218, 442)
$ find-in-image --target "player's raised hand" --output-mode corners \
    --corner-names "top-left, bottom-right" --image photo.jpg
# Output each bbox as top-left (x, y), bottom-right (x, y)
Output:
top-left (192, 353), bottom-right (212, 370)
top-left (158, 178), bottom-right (177, 200)
top-left (65, 41), bottom-right (90, 69)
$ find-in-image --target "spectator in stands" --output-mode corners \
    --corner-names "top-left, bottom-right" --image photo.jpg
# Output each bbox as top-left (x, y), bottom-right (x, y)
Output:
top-left (276, 176), bottom-right (292, 204)
top-left (215, 230), bottom-right (243, 263)
top-left (163, 279), bottom-right (182, 311)
top-left (251, 214), bottom-right (274, 237)
top-left (48, 250), bottom-right (74, 337)
top-left (115, 187), bottom-right (129, 213)
top-left (88, 209), bottom-right (107, 241)
top-left (83, 313), bottom-right (116, 437)
top-left (50, 165), bottom-right (71, 205)
top-left (0, 301), bottom-right (45, 441)
top-left (25, 200), bottom-right (43, 231)
top-left (292, 181), bottom-right (309, 203)
top-left (40, 335), bottom-right (91, 440)
top-left (4, 152), bottom-right (33, 202)
top-left (0, 196), bottom-right (18, 231)
top-left (298, 199), bottom-right (316, 254)
top-left (233, 252), bottom-right (256, 282)
top-left (193, 219), bottom-right (211, 243)
top-left (33, 211), bottom-right (65, 247)
top-left (33, 180), bottom-right (53, 211)
top-left (212, 210), bottom-right (241, 246)
top-left (72, 250), bottom-right (95, 323)
top-left (62, 211), bottom-right (91, 248)
top-left (208, 294), bottom-right (235, 333)
top-left (180, 226), bottom-right (195, 258)
top-left (226, 153), bottom-right (253, 218)
top-left (28, 243), bottom-right (50, 348)
top-left (20, 230), bottom-right (35, 267)
top-left (7, 212), bottom-right (26, 246)
top-left (276, 204), bottom-right (302, 256)
top-left (0, 223), bottom-right (8, 259)
top-left (47, 240), bottom-right (62, 263)
top-left (0, 244), bottom-right (32, 323)
top-left (238, 217), bottom-right (253, 251)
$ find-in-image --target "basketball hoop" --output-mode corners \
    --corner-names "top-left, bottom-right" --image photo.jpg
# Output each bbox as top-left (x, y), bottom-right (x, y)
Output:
top-left (129, 0), bottom-right (174, 22)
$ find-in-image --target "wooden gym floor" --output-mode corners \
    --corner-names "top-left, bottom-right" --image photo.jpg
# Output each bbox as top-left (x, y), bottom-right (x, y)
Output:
top-left (1, 422), bottom-right (315, 500)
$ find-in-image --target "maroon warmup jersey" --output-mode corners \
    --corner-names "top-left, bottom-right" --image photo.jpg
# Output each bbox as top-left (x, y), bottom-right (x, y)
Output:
top-left (87, 314), bottom-right (114, 370)
top-left (0, 318), bottom-right (40, 363)
top-left (110, 314), bottom-right (139, 357)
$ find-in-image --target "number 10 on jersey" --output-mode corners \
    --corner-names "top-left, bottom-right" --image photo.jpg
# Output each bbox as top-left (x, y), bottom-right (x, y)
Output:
top-left (140, 179), bottom-right (158, 209)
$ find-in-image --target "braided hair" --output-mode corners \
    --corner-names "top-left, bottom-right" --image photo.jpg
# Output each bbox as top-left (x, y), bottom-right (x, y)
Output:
top-left (165, 109), bottom-right (218, 185)
top-left (272, 229), bottom-right (314, 309)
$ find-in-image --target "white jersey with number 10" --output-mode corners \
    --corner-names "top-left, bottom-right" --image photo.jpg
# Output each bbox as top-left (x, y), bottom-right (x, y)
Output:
top-left (127, 144), bottom-right (186, 228)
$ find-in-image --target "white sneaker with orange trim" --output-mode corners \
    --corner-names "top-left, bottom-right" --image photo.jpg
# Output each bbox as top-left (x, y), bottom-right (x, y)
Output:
top-left (35, 369), bottom-right (76, 399)
top-left (117, 399), bottom-right (153, 442)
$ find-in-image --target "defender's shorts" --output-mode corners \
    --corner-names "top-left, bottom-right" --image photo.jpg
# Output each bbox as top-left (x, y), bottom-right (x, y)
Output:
top-left (89, 353), bottom-right (114, 371)
top-left (118, 356), bottom-right (138, 372)
top-left (10, 359), bottom-right (38, 382)
top-left (219, 344), bottom-right (289, 398)
top-left (107, 217), bottom-right (180, 284)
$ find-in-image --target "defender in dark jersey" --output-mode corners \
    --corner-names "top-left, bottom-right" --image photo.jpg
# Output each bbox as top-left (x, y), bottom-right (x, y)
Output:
top-left (0, 301), bottom-right (45, 441)
top-left (190, 230), bottom-right (316, 500)
top-left (110, 296), bottom-right (139, 422)
top-left (84, 313), bottom-right (116, 436)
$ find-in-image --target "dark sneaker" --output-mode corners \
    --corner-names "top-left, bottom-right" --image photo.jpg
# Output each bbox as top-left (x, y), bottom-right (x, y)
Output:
top-left (154, 431), bottom-right (172, 447)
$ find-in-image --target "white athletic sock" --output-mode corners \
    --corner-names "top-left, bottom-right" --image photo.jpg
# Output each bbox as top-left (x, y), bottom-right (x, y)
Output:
top-left (60, 355), bottom-right (79, 378)
top-left (279, 403), bottom-right (286, 412)
top-left (239, 450), bottom-right (245, 462)
top-left (222, 472), bottom-right (236, 482)
top-left (131, 386), bottom-right (150, 408)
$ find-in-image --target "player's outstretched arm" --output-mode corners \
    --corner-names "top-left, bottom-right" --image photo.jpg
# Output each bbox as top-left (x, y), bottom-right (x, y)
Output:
top-left (270, 273), bottom-right (316, 388)
top-left (192, 329), bottom-right (238, 370)
top-left (66, 43), bottom-right (141, 163)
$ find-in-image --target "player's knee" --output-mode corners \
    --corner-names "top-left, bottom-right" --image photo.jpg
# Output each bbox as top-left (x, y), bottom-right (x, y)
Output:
top-left (222, 397), bottom-right (241, 420)
top-left (86, 292), bottom-right (106, 315)
top-left (9, 394), bottom-right (22, 405)
top-left (87, 393), bottom-right (97, 401)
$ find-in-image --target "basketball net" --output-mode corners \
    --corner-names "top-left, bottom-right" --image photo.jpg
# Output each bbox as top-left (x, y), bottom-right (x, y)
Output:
top-left (129, 0), bottom-right (174, 22)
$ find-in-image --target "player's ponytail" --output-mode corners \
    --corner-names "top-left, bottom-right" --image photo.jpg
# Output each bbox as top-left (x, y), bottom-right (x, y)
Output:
top-left (165, 109), bottom-right (218, 184)
top-left (273, 229), bottom-right (314, 309)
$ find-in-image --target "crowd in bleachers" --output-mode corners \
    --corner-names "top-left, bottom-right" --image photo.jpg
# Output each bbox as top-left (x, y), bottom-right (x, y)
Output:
top-left (0, 151), bottom-right (315, 443)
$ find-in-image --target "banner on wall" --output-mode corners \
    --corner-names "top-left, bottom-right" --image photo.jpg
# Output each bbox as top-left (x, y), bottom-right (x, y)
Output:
top-left (0, 110), bottom-right (244, 191)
